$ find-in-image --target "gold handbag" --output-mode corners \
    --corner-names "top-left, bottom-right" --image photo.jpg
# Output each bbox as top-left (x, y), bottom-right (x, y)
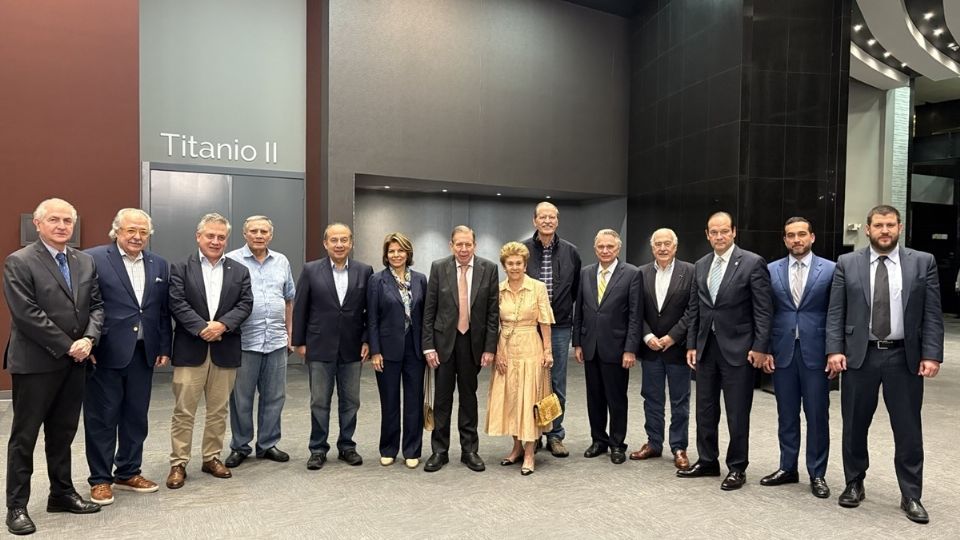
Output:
top-left (423, 365), bottom-right (435, 431)
top-left (533, 368), bottom-right (562, 428)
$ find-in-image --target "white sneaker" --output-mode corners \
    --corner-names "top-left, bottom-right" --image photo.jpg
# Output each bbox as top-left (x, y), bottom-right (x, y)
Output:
top-left (405, 458), bottom-right (419, 469)
top-left (380, 457), bottom-right (395, 466)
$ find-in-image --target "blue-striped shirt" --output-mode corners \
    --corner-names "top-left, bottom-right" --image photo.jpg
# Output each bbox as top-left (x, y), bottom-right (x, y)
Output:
top-left (227, 245), bottom-right (296, 353)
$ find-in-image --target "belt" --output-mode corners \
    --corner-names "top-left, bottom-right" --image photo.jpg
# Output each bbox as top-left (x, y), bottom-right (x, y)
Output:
top-left (868, 340), bottom-right (903, 350)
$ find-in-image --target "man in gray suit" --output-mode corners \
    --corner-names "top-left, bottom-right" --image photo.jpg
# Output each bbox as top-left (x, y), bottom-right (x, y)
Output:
top-left (4, 198), bottom-right (104, 535)
top-left (827, 205), bottom-right (943, 524)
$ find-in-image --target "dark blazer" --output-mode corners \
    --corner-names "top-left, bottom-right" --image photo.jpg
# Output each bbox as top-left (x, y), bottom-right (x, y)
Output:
top-left (686, 246), bottom-right (772, 365)
top-left (168, 252), bottom-right (253, 368)
top-left (639, 259), bottom-right (694, 364)
top-left (826, 247), bottom-right (943, 372)
top-left (421, 255), bottom-right (499, 363)
top-left (292, 257), bottom-right (374, 363)
top-left (572, 260), bottom-right (643, 363)
top-left (768, 254), bottom-right (835, 370)
top-left (522, 232), bottom-right (582, 326)
top-left (3, 240), bottom-right (103, 374)
top-left (86, 244), bottom-right (172, 369)
top-left (367, 267), bottom-right (427, 361)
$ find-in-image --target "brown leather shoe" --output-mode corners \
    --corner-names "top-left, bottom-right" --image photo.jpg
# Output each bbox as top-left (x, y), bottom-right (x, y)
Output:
top-left (90, 483), bottom-right (114, 505)
top-left (114, 475), bottom-right (159, 493)
top-left (629, 443), bottom-right (662, 461)
top-left (166, 465), bottom-right (187, 489)
top-left (674, 450), bottom-right (690, 471)
top-left (201, 458), bottom-right (232, 478)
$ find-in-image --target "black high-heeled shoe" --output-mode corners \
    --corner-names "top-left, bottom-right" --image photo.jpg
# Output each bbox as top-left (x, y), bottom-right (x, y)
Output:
top-left (500, 456), bottom-right (522, 466)
top-left (521, 466), bottom-right (535, 476)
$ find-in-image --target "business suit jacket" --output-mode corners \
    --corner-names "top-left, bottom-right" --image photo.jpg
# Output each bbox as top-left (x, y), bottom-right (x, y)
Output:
top-left (686, 246), bottom-right (772, 365)
top-left (768, 254), bottom-right (835, 370)
top-left (86, 244), bottom-right (172, 368)
top-left (3, 240), bottom-right (103, 374)
top-left (367, 267), bottom-right (427, 362)
top-left (639, 259), bottom-right (694, 364)
top-left (292, 257), bottom-right (373, 363)
top-left (168, 252), bottom-right (253, 368)
top-left (421, 255), bottom-right (499, 363)
top-left (826, 247), bottom-right (943, 372)
top-left (572, 261), bottom-right (643, 363)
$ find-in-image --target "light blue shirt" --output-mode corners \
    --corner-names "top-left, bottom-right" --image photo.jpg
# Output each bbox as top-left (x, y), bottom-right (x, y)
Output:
top-left (332, 259), bottom-right (349, 306)
top-left (227, 245), bottom-right (296, 353)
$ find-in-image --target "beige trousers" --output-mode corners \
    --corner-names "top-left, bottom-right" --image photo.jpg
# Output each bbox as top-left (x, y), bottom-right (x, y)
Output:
top-left (170, 352), bottom-right (238, 466)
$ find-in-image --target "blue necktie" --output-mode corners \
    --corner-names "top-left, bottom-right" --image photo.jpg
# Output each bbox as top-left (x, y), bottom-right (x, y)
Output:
top-left (55, 252), bottom-right (72, 292)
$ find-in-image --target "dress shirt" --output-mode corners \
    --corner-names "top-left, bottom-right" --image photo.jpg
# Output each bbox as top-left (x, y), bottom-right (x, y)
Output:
top-left (120, 243), bottom-right (146, 340)
top-left (40, 239), bottom-right (66, 262)
top-left (596, 258), bottom-right (619, 290)
top-left (711, 243), bottom-right (737, 286)
top-left (788, 251), bottom-right (813, 339)
top-left (331, 259), bottom-right (350, 306)
top-left (199, 250), bottom-right (225, 319)
top-left (643, 258), bottom-right (674, 344)
top-left (869, 246), bottom-right (904, 340)
top-left (228, 246), bottom-right (296, 353)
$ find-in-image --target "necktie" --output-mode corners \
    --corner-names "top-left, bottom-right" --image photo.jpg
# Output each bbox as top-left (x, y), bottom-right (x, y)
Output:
top-left (457, 264), bottom-right (470, 334)
top-left (598, 269), bottom-right (609, 303)
top-left (708, 256), bottom-right (723, 302)
top-left (872, 256), bottom-right (890, 339)
top-left (55, 252), bottom-right (72, 292)
top-left (791, 261), bottom-right (805, 306)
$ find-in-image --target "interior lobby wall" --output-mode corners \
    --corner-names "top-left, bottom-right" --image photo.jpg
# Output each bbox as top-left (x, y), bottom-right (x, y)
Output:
top-left (844, 79), bottom-right (886, 251)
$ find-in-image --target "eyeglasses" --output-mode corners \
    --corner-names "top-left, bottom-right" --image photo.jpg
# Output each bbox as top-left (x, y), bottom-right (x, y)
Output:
top-left (653, 241), bottom-right (674, 248)
top-left (121, 228), bottom-right (150, 237)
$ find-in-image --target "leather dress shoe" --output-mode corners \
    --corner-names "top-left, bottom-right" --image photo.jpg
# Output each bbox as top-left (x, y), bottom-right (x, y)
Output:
top-left (759, 469), bottom-right (799, 486)
top-left (720, 471), bottom-right (746, 491)
top-left (629, 443), bottom-right (662, 461)
top-left (583, 442), bottom-right (608, 458)
top-left (673, 450), bottom-right (690, 470)
top-left (676, 461), bottom-right (721, 478)
top-left (201, 458), bottom-right (232, 478)
top-left (260, 447), bottom-right (290, 463)
top-left (306, 452), bottom-right (327, 470)
top-left (610, 449), bottom-right (627, 464)
top-left (46, 492), bottom-right (101, 514)
top-left (900, 497), bottom-right (929, 524)
top-left (338, 449), bottom-right (363, 466)
top-left (166, 465), bottom-right (187, 489)
top-left (423, 452), bottom-right (449, 472)
top-left (224, 450), bottom-right (247, 468)
top-left (6, 507), bottom-right (36, 536)
top-left (461, 452), bottom-right (486, 472)
top-left (810, 477), bottom-right (830, 499)
top-left (838, 480), bottom-right (865, 508)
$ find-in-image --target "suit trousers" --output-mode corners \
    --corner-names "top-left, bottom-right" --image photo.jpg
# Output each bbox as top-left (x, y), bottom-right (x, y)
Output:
top-left (307, 355), bottom-right (362, 454)
top-left (84, 342), bottom-right (154, 485)
top-left (432, 330), bottom-right (481, 454)
top-left (544, 325), bottom-right (572, 441)
top-left (695, 333), bottom-right (755, 472)
top-left (772, 341), bottom-right (830, 478)
top-left (583, 352), bottom-right (630, 451)
top-left (169, 353), bottom-right (238, 466)
top-left (375, 332), bottom-right (425, 459)
top-left (230, 347), bottom-right (288, 456)
top-left (6, 363), bottom-right (86, 508)
top-left (841, 346), bottom-right (924, 499)
top-left (640, 357), bottom-right (691, 453)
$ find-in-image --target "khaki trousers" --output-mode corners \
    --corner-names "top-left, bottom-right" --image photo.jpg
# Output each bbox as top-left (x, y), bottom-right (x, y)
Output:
top-left (170, 353), bottom-right (238, 466)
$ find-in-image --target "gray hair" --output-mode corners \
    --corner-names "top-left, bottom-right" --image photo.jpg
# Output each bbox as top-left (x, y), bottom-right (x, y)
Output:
top-left (648, 228), bottom-right (678, 246)
top-left (534, 201), bottom-right (559, 218)
top-left (33, 198), bottom-right (77, 221)
top-left (323, 222), bottom-right (352, 241)
top-left (594, 228), bottom-right (622, 248)
top-left (196, 213), bottom-right (231, 234)
top-left (450, 225), bottom-right (476, 242)
top-left (108, 208), bottom-right (154, 240)
top-left (243, 215), bottom-right (274, 233)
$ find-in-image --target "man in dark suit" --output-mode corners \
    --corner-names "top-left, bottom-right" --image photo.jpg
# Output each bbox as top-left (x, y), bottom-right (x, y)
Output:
top-left (826, 205), bottom-right (943, 524)
top-left (678, 211), bottom-right (772, 491)
top-left (760, 217), bottom-right (834, 498)
top-left (573, 228), bottom-right (642, 465)
top-left (165, 213), bottom-right (253, 490)
top-left (84, 208), bottom-right (172, 506)
top-left (421, 225), bottom-right (499, 472)
top-left (292, 223), bottom-right (373, 471)
top-left (4, 198), bottom-right (103, 535)
top-left (631, 228), bottom-right (693, 470)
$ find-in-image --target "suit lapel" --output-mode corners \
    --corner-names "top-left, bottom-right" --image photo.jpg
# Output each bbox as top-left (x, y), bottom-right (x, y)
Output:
top-left (65, 248), bottom-right (81, 303)
top-left (715, 248), bottom-right (743, 302)
top-left (800, 256), bottom-right (824, 308)
top-left (383, 269), bottom-right (403, 304)
top-left (448, 258), bottom-right (461, 308)
top-left (142, 253), bottom-right (158, 307)
top-left (216, 259), bottom-right (238, 317)
top-left (858, 248), bottom-right (872, 307)
top-left (469, 260), bottom-right (482, 308)
top-left (600, 263), bottom-right (625, 307)
top-left (586, 265), bottom-right (599, 309)
top-left (698, 258), bottom-right (712, 307)
top-left (775, 258), bottom-right (791, 307)
top-left (900, 249), bottom-right (914, 311)
top-left (107, 245), bottom-right (139, 305)
top-left (663, 262), bottom-right (686, 308)
top-left (34, 242), bottom-right (74, 302)
top-left (187, 254), bottom-right (210, 319)
top-left (319, 259), bottom-right (340, 306)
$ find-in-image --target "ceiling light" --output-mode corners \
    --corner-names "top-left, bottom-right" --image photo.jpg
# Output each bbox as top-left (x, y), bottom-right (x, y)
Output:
top-left (883, 51), bottom-right (891, 58)
top-left (901, 62), bottom-right (908, 68)
top-left (934, 28), bottom-right (944, 36)
top-left (925, 12), bottom-right (935, 20)
top-left (853, 24), bottom-right (863, 32)
top-left (441, 189), bottom-right (448, 193)
top-left (950, 43), bottom-right (960, 51)
top-left (545, 195), bottom-right (551, 199)
top-left (496, 192), bottom-right (502, 196)
top-left (867, 39), bottom-right (876, 46)
top-left (384, 185), bottom-right (390, 189)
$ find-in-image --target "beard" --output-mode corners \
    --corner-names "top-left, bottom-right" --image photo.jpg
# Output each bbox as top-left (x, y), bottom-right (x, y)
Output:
top-left (868, 233), bottom-right (899, 253)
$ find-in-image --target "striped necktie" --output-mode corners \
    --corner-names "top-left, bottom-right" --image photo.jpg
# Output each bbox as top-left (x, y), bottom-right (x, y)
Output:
top-left (598, 269), bottom-right (609, 303)
top-left (708, 256), bottom-right (723, 302)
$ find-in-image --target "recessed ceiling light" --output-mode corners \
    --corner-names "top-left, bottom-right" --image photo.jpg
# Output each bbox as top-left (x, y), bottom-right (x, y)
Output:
top-left (925, 12), bottom-right (935, 20)
top-left (545, 195), bottom-right (551, 199)
top-left (901, 62), bottom-right (908, 68)
top-left (853, 24), bottom-right (863, 32)
top-left (950, 43), bottom-right (960, 51)
top-left (384, 185), bottom-right (390, 189)
top-left (496, 192), bottom-right (502, 196)
top-left (867, 38), bottom-right (876, 46)
top-left (934, 28), bottom-right (944, 36)
top-left (441, 189), bottom-right (448, 193)
top-left (883, 51), bottom-right (891, 58)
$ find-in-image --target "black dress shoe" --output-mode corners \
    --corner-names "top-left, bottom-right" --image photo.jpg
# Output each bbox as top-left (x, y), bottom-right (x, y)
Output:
top-left (810, 477), bottom-right (830, 499)
top-left (900, 497), bottom-right (929, 524)
top-left (225, 450), bottom-right (247, 468)
top-left (720, 471), bottom-right (746, 491)
top-left (676, 461), bottom-right (721, 478)
top-left (610, 449), bottom-right (626, 464)
top-left (759, 469), bottom-right (799, 486)
top-left (338, 449), bottom-right (363, 466)
top-left (583, 442), bottom-right (608, 458)
top-left (838, 481), bottom-right (865, 508)
top-left (47, 492), bottom-right (101, 514)
top-left (306, 452), bottom-right (327, 470)
top-left (423, 452), bottom-right (449, 472)
top-left (6, 507), bottom-right (35, 536)
top-left (500, 456), bottom-right (522, 466)
top-left (260, 446), bottom-right (290, 463)
top-left (461, 452), bottom-right (486, 472)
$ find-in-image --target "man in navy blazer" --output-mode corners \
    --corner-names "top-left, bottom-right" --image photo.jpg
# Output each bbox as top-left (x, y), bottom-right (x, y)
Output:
top-left (292, 223), bottom-right (373, 470)
top-left (826, 205), bottom-right (943, 524)
top-left (760, 217), bottom-right (834, 499)
top-left (573, 229), bottom-right (642, 465)
top-left (84, 209), bottom-right (172, 505)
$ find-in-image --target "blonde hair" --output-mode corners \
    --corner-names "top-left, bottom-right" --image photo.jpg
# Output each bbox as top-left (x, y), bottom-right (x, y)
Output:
top-left (499, 241), bottom-right (530, 266)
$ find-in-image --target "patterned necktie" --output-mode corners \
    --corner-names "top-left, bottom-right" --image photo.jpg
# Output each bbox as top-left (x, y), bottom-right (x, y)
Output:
top-left (791, 261), bottom-right (804, 306)
top-left (598, 269), bottom-right (609, 303)
top-left (872, 256), bottom-right (890, 339)
top-left (55, 252), bottom-right (72, 292)
top-left (708, 256), bottom-right (723, 302)
top-left (457, 264), bottom-right (470, 334)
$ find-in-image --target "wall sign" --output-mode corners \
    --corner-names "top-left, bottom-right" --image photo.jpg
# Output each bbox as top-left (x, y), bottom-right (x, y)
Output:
top-left (160, 132), bottom-right (278, 164)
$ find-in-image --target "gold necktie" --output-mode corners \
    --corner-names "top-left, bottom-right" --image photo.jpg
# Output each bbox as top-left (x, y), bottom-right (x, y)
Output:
top-left (457, 264), bottom-right (470, 334)
top-left (598, 269), bottom-right (609, 303)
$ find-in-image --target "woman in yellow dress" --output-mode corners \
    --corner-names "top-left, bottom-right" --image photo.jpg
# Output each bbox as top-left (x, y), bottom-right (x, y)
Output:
top-left (485, 242), bottom-right (555, 475)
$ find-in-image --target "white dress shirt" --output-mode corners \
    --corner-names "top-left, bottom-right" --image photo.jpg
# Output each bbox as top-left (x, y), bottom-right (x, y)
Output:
top-left (643, 258), bottom-right (674, 343)
top-left (200, 250), bottom-right (225, 319)
top-left (331, 259), bottom-right (350, 306)
top-left (869, 246), bottom-right (904, 340)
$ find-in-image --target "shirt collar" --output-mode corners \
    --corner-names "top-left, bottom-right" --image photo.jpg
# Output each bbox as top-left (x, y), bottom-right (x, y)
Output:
top-left (534, 231), bottom-right (558, 249)
top-left (240, 243), bottom-right (272, 262)
top-left (330, 258), bottom-right (350, 271)
top-left (499, 274), bottom-right (534, 292)
top-left (199, 249), bottom-right (225, 268)
top-left (714, 243), bottom-right (736, 263)
top-left (655, 258), bottom-right (675, 273)
top-left (40, 239), bottom-right (65, 259)
top-left (870, 245), bottom-right (900, 264)
top-left (118, 242), bottom-right (143, 262)
top-left (790, 251), bottom-right (813, 268)
top-left (598, 258), bottom-right (618, 276)
top-left (457, 257), bottom-right (475, 269)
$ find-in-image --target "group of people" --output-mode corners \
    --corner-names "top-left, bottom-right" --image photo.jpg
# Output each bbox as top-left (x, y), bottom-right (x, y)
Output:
top-left (2, 198), bottom-right (944, 535)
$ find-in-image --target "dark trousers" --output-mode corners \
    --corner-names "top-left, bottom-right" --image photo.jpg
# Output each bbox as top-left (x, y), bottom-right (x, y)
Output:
top-left (6, 363), bottom-right (86, 508)
top-left (841, 346), bottom-right (924, 499)
top-left (376, 332), bottom-right (425, 459)
top-left (695, 334), bottom-right (755, 472)
top-left (84, 342), bottom-right (154, 485)
top-left (307, 353), bottom-right (362, 454)
top-left (583, 353), bottom-right (630, 451)
top-left (431, 330), bottom-right (480, 454)
top-left (640, 357), bottom-right (691, 453)
top-left (772, 341), bottom-right (830, 478)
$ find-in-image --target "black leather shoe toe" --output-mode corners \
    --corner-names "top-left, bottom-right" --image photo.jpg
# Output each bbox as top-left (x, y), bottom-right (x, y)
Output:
top-left (759, 469), bottom-right (799, 486)
top-left (610, 449), bottom-right (626, 464)
top-left (583, 442), bottom-right (608, 458)
top-left (424, 452), bottom-right (449, 472)
top-left (461, 452), bottom-right (486, 472)
top-left (838, 481), bottom-right (865, 508)
top-left (720, 471), bottom-right (746, 491)
top-left (900, 497), bottom-right (929, 524)
top-left (306, 452), bottom-right (326, 470)
top-left (47, 493), bottom-right (101, 514)
top-left (261, 447), bottom-right (290, 463)
top-left (810, 477), bottom-right (830, 499)
top-left (225, 450), bottom-right (247, 468)
top-left (6, 507), bottom-right (36, 536)
top-left (676, 461), bottom-right (721, 478)
top-left (337, 449), bottom-right (363, 466)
